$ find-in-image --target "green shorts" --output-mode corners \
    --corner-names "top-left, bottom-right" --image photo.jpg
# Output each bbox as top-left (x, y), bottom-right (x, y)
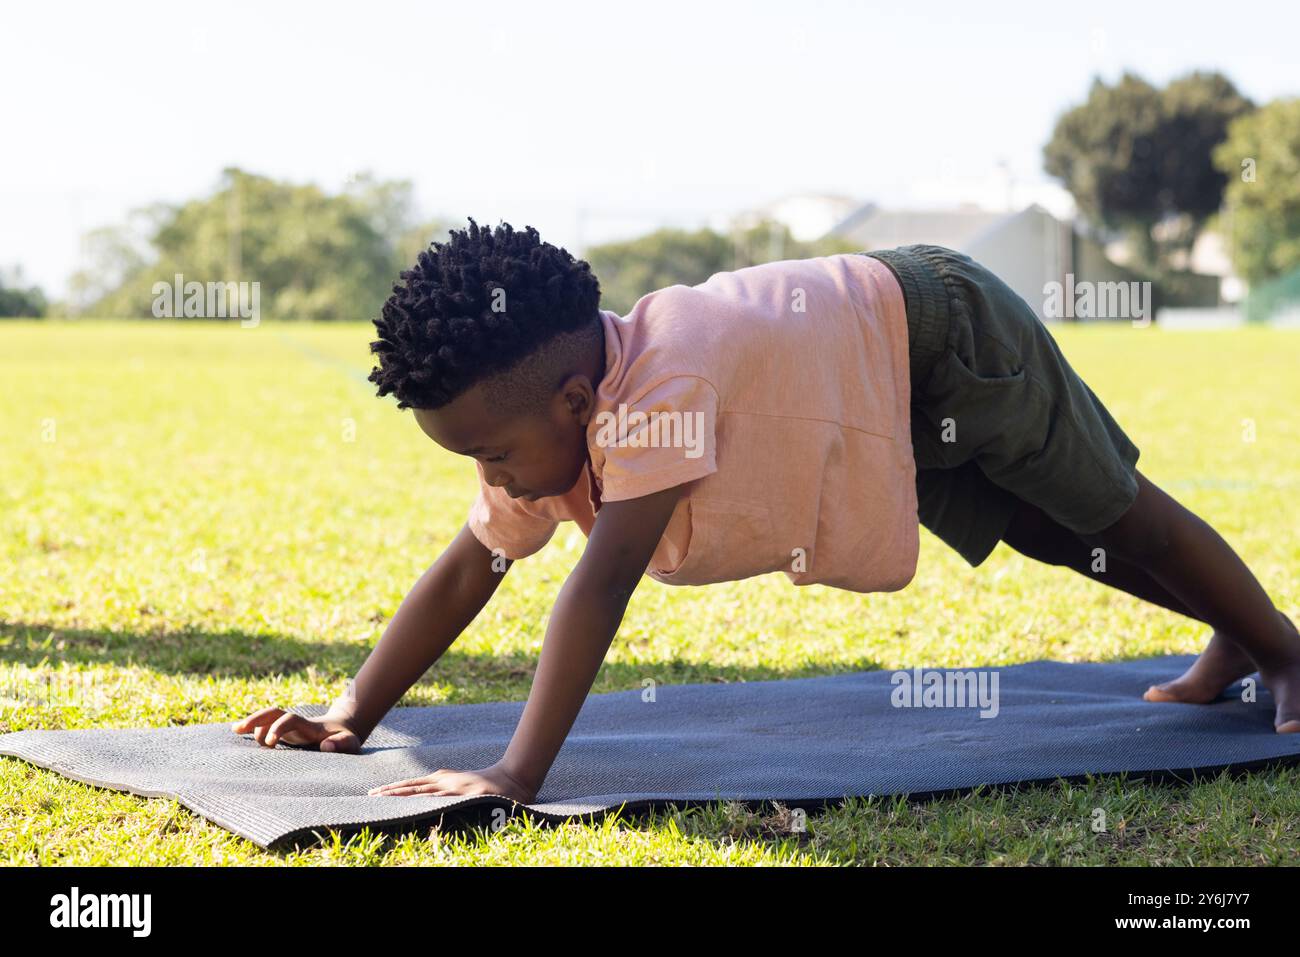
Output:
top-left (860, 244), bottom-right (1142, 567)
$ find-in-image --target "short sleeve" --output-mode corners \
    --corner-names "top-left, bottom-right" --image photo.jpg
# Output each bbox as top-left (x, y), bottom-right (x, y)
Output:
top-left (593, 375), bottom-right (719, 502)
top-left (466, 461), bottom-right (559, 560)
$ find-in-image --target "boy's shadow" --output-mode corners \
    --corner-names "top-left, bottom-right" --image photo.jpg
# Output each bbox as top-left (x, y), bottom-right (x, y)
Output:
top-left (0, 618), bottom-right (892, 706)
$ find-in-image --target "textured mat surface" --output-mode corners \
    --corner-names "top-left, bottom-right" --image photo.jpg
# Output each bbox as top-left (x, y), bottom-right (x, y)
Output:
top-left (3, 654), bottom-right (1299, 849)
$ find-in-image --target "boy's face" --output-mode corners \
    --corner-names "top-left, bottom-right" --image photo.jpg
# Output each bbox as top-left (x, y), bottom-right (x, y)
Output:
top-left (412, 378), bottom-right (594, 501)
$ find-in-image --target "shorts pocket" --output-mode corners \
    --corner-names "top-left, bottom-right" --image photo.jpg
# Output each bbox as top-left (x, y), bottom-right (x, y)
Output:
top-left (914, 347), bottom-right (1040, 471)
top-left (942, 347), bottom-right (1026, 387)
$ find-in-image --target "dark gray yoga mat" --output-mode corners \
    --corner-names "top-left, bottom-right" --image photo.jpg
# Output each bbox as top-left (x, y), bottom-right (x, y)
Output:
top-left (3, 653), bottom-right (1299, 849)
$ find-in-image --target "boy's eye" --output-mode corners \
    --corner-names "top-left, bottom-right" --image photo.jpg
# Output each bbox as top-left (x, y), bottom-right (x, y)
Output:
top-left (485, 452), bottom-right (509, 463)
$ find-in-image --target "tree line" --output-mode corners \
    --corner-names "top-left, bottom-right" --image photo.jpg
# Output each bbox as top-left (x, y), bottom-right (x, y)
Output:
top-left (4, 70), bottom-right (1298, 320)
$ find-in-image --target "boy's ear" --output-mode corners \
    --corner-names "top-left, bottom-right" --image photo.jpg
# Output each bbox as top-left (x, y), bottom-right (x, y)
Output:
top-left (558, 373), bottom-right (597, 425)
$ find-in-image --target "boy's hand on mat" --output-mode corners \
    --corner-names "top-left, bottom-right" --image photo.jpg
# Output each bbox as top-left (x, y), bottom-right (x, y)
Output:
top-left (368, 762), bottom-right (536, 804)
top-left (230, 708), bottom-right (362, 753)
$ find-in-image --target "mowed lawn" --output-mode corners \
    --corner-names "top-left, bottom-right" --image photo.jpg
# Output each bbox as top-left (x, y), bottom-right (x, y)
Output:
top-left (2, 318), bottom-right (1298, 866)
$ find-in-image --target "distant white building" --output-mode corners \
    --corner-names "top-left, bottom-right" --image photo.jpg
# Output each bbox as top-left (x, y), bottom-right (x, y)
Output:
top-left (1104, 221), bottom-right (1244, 305)
top-left (723, 196), bottom-right (1229, 323)
top-left (828, 203), bottom-right (1008, 252)
top-left (1171, 229), bottom-right (1244, 303)
top-left (830, 202), bottom-right (1154, 323)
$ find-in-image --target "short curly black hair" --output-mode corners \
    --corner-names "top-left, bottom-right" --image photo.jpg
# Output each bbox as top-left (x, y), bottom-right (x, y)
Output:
top-left (368, 217), bottom-right (602, 411)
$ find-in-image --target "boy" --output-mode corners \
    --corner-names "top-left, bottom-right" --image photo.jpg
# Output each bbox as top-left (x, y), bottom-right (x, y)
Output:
top-left (233, 219), bottom-right (1300, 805)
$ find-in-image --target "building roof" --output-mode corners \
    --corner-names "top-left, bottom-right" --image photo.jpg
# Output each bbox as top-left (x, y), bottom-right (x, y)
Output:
top-left (828, 203), bottom-right (1008, 250)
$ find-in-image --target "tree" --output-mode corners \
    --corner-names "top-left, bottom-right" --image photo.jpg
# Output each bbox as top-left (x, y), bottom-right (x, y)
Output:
top-left (0, 265), bottom-right (47, 318)
top-left (583, 227), bottom-right (734, 315)
top-left (584, 220), bottom-right (857, 315)
top-left (1212, 98), bottom-right (1300, 283)
top-left (1044, 71), bottom-right (1254, 272)
top-left (67, 222), bottom-right (151, 314)
top-left (72, 168), bottom-right (451, 320)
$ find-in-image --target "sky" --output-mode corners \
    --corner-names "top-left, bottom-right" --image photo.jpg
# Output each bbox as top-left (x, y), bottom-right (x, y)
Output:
top-left (3, 0), bottom-right (1298, 297)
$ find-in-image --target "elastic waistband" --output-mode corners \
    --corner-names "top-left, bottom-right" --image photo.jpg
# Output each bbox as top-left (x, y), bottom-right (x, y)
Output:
top-left (860, 246), bottom-right (951, 381)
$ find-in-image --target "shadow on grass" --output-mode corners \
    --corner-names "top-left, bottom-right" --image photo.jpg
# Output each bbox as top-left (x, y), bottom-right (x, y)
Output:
top-left (0, 619), bottom-right (893, 705)
top-left (0, 619), bottom-right (365, 681)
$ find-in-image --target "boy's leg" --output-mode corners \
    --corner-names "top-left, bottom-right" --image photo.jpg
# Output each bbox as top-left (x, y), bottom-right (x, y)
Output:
top-left (1001, 495), bottom-right (1200, 616)
top-left (1084, 471), bottom-right (1300, 730)
top-left (1000, 496), bottom-right (1297, 707)
top-left (880, 243), bottom-right (1300, 731)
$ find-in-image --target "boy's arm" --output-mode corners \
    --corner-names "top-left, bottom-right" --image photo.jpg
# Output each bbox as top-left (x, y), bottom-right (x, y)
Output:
top-left (324, 521), bottom-right (509, 743)
top-left (492, 483), bottom-right (686, 799)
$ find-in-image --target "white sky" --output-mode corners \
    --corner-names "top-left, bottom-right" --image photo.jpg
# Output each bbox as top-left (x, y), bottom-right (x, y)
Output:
top-left (3, 0), bottom-right (1297, 297)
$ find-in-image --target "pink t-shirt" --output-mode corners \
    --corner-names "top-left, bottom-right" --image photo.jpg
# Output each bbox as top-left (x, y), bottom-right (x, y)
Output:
top-left (466, 253), bottom-right (919, 594)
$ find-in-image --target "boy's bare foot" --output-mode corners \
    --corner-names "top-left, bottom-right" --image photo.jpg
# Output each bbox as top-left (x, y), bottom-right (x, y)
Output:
top-left (1143, 612), bottom-right (1300, 732)
top-left (1258, 655), bottom-right (1300, 733)
top-left (1142, 631), bottom-right (1257, 704)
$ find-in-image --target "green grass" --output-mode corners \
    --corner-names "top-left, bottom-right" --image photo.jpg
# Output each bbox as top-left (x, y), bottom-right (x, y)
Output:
top-left (2, 318), bottom-right (1298, 866)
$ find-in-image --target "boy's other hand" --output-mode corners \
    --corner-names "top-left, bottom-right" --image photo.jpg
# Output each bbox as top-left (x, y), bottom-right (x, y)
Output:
top-left (368, 762), bottom-right (536, 804)
top-left (230, 708), bottom-right (362, 753)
